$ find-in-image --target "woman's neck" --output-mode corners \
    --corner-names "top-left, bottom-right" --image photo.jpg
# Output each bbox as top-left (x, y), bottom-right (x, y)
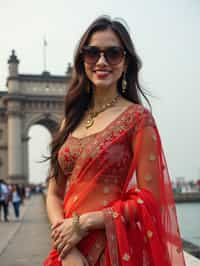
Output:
top-left (90, 86), bottom-right (119, 111)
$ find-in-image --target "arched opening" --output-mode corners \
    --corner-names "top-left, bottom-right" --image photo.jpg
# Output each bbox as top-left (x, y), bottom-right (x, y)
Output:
top-left (28, 125), bottom-right (52, 184)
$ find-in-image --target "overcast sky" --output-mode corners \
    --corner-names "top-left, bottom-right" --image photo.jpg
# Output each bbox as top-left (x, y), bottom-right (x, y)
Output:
top-left (0, 0), bottom-right (199, 183)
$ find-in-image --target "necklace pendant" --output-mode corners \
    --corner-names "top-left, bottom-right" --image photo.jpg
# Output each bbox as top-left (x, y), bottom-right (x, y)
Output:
top-left (86, 118), bottom-right (94, 129)
top-left (85, 94), bottom-right (120, 129)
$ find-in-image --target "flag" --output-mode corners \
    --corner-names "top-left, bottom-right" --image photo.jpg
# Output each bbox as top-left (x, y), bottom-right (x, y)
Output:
top-left (43, 38), bottom-right (47, 46)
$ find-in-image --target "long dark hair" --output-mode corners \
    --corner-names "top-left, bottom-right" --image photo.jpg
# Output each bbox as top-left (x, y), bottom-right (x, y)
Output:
top-left (48, 15), bottom-right (150, 181)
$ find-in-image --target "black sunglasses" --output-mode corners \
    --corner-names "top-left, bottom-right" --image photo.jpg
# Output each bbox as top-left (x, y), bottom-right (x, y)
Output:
top-left (81, 46), bottom-right (126, 65)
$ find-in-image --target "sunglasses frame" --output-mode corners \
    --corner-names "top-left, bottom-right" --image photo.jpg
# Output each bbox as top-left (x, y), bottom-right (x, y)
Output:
top-left (81, 46), bottom-right (126, 65)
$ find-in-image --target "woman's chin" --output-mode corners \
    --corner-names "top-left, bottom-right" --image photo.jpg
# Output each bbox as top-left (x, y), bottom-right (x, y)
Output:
top-left (92, 81), bottom-right (115, 90)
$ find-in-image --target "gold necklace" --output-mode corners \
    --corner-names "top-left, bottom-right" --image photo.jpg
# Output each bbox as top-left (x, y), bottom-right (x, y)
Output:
top-left (85, 94), bottom-right (120, 129)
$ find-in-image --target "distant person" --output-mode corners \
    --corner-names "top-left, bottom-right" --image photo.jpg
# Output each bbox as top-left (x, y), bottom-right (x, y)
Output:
top-left (11, 184), bottom-right (22, 221)
top-left (25, 186), bottom-right (31, 199)
top-left (44, 16), bottom-right (186, 266)
top-left (19, 184), bottom-right (26, 204)
top-left (0, 179), bottom-right (9, 222)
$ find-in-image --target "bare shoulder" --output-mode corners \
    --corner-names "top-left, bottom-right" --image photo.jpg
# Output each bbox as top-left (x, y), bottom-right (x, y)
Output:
top-left (118, 97), bottom-right (150, 115)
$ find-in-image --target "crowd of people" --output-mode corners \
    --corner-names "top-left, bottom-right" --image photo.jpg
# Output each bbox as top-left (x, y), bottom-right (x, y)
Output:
top-left (0, 179), bottom-right (43, 222)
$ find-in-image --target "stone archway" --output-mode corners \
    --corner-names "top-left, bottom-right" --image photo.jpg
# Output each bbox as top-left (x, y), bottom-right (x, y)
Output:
top-left (0, 50), bottom-right (71, 183)
top-left (23, 115), bottom-right (59, 184)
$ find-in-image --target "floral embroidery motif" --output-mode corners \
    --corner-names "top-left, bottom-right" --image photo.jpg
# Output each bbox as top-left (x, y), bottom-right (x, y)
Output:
top-left (103, 186), bottom-right (110, 194)
top-left (137, 198), bottom-right (144, 204)
top-left (147, 230), bottom-right (153, 239)
top-left (152, 134), bottom-right (157, 141)
top-left (149, 153), bottom-right (156, 161)
top-left (122, 252), bottom-right (130, 261)
top-left (135, 188), bottom-right (141, 193)
top-left (144, 174), bottom-right (153, 182)
top-left (112, 211), bottom-right (120, 219)
top-left (72, 195), bottom-right (78, 202)
top-left (95, 242), bottom-right (101, 249)
top-left (102, 200), bottom-right (108, 206)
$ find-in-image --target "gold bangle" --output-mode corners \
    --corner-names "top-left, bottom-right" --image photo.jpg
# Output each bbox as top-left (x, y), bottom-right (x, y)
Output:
top-left (72, 212), bottom-right (82, 235)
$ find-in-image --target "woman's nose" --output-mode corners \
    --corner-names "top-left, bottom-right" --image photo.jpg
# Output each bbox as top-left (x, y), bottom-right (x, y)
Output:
top-left (96, 52), bottom-right (108, 65)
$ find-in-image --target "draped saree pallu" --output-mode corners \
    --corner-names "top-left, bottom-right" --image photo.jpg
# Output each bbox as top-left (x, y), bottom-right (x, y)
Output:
top-left (44, 104), bottom-right (186, 266)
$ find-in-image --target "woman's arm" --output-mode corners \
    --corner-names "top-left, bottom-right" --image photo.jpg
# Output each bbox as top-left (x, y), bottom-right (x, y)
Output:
top-left (47, 176), bottom-right (90, 263)
top-left (79, 210), bottom-right (105, 231)
top-left (46, 117), bottom-right (67, 225)
top-left (46, 174), bottom-right (67, 226)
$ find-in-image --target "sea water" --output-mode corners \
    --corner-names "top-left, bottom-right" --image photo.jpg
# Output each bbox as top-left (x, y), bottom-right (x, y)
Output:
top-left (176, 203), bottom-right (200, 246)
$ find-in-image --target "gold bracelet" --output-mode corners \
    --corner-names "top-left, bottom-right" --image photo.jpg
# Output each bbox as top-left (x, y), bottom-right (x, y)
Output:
top-left (72, 212), bottom-right (82, 235)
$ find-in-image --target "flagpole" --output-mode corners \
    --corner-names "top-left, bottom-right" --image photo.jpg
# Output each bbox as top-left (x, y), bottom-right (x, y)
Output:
top-left (43, 37), bottom-right (47, 72)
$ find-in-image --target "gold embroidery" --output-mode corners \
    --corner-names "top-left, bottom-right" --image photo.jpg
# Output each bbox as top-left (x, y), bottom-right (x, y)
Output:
top-left (135, 188), bottom-right (141, 192)
top-left (137, 198), bottom-right (144, 204)
top-left (95, 242), bottom-right (101, 249)
top-left (122, 253), bottom-right (130, 261)
top-left (112, 211), bottom-right (120, 219)
top-left (102, 200), bottom-right (108, 206)
top-left (73, 195), bottom-right (78, 202)
top-left (147, 230), bottom-right (153, 238)
top-left (103, 186), bottom-right (110, 194)
top-left (152, 134), bottom-right (157, 141)
top-left (149, 153), bottom-right (156, 161)
top-left (144, 174), bottom-right (153, 182)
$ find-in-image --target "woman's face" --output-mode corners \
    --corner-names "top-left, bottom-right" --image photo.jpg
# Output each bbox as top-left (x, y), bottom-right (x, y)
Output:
top-left (83, 29), bottom-right (126, 91)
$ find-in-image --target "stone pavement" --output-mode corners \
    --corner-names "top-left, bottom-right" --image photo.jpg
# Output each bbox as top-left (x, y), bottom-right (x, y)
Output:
top-left (0, 194), bottom-right (199, 266)
top-left (0, 194), bottom-right (51, 266)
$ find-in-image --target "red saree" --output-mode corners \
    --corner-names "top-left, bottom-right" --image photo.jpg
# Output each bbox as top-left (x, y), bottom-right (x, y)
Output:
top-left (44, 104), bottom-right (186, 266)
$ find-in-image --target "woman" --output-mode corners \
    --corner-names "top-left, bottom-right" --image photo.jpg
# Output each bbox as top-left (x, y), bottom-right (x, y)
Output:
top-left (44, 16), bottom-right (186, 266)
top-left (11, 184), bottom-right (22, 220)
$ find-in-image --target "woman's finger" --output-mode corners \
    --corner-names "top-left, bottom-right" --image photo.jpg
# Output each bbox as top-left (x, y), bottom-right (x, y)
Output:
top-left (51, 220), bottom-right (64, 230)
top-left (83, 256), bottom-right (89, 266)
top-left (51, 229), bottom-right (60, 241)
top-left (54, 236), bottom-right (64, 249)
top-left (56, 241), bottom-right (66, 253)
top-left (59, 244), bottom-right (71, 260)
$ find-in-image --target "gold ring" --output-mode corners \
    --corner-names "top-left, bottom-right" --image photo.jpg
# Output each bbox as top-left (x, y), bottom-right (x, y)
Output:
top-left (57, 243), bottom-right (62, 250)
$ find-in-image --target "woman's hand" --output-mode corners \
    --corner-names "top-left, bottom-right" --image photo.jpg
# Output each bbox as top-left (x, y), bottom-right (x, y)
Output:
top-left (51, 218), bottom-right (88, 259)
top-left (51, 211), bottom-right (105, 258)
top-left (61, 247), bottom-right (89, 266)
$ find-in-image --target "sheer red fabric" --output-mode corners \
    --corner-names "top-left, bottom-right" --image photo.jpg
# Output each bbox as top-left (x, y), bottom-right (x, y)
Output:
top-left (44, 104), bottom-right (186, 266)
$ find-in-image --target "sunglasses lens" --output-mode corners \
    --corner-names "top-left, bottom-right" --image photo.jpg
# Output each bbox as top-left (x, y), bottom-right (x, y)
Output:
top-left (82, 47), bottom-right (99, 64)
top-left (82, 46), bottom-right (125, 65)
top-left (106, 47), bottom-right (125, 65)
